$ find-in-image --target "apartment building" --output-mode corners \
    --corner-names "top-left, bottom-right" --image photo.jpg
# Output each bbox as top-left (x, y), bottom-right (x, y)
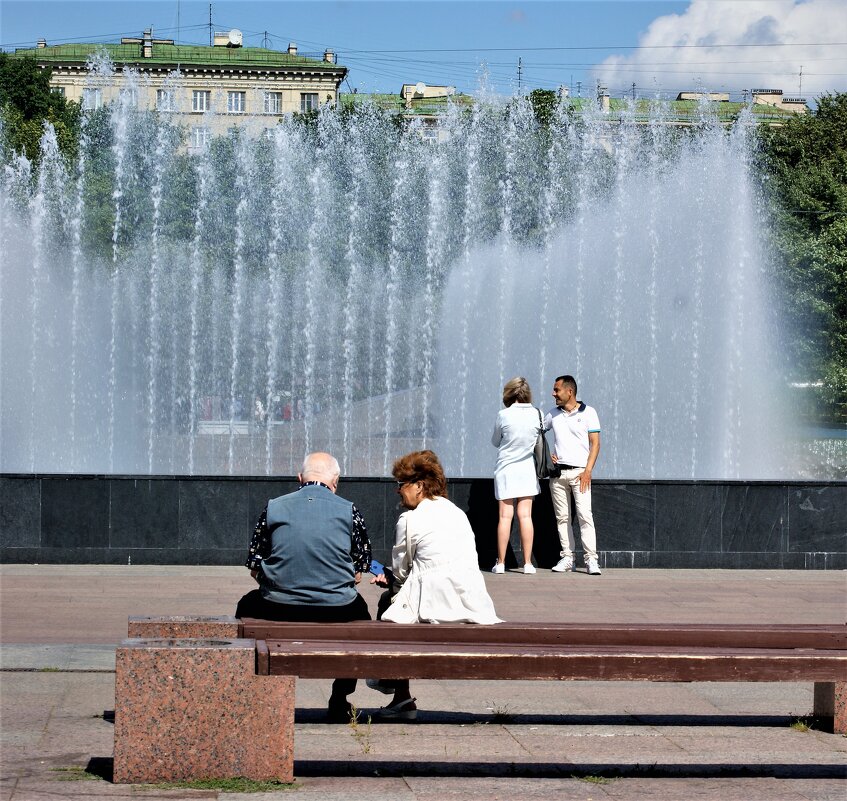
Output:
top-left (19, 28), bottom-right (347, 145)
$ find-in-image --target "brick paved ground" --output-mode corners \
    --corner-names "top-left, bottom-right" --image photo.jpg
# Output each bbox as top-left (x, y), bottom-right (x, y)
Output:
top-left (1, 565), bottom-right (845, 800)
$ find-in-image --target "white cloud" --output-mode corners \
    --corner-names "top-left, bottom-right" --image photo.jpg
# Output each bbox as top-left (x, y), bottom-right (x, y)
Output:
top-left (592, 0), bottom-right (847, 100)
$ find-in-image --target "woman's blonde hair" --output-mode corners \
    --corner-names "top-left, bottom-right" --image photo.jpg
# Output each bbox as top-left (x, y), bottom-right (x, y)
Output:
top-left (502, 376), bottom-right (532, 407)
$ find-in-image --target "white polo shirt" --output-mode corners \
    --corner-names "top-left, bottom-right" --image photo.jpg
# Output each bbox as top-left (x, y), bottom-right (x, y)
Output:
top-left (543, 402), bottom-right (601, 468)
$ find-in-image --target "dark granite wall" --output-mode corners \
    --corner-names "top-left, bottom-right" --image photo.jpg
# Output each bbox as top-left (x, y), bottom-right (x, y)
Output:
top-left (1, 475), bottom-right (844, 569)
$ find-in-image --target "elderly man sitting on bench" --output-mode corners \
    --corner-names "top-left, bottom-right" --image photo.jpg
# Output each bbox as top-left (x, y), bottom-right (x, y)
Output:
top-left (235, 451), bottom-right (372, 723)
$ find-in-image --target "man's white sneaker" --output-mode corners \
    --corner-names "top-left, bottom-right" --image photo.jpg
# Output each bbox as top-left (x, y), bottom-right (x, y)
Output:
top-left (523, 563), bottom-right (536, 574)
top-left (491, 562), bottom-right (505, 574)
top-left (551, 556), bottom-right (574, 573)
top-left (586, 557), bottom-right (602, 576)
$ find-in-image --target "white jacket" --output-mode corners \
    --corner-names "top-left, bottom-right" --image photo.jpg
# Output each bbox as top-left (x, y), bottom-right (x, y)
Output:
top-left (382, 496), bottom-right (502, 624)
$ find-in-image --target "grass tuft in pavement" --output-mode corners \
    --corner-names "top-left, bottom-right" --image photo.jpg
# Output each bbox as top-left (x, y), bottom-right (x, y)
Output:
top-left (50, 766), bottom-right (100, 781)
top-left (143, 777), bottom-right (298, 792)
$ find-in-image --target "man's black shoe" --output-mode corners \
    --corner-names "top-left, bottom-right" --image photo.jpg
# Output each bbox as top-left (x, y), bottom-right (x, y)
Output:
top-left (326, 700), bottom-right (356, 723)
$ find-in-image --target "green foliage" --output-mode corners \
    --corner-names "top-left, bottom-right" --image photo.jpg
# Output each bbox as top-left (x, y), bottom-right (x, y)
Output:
top-left (529, 88), bottom-right (559, 127)
top-left (759, 93), bottom-right (847, 422)
top-left (0, 53), bottom-right (81, 163)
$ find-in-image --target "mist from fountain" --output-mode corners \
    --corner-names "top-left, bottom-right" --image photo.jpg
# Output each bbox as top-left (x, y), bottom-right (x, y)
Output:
top-left (0, 69), bottom-right (814, 479)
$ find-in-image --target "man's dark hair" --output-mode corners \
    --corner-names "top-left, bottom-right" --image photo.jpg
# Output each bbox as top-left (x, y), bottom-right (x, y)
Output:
top-left (555, 375), bottom-right (577, 395)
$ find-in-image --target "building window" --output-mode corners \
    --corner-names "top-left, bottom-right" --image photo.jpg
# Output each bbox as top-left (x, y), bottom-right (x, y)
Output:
top-left (192, 90), bottom-right (211, 112)
top-left (191, 126), bottom-right (211, 149)
top-left (51, 86), bottom-right (65, 97)
top-left (227, 91), bottom-right (246, 113)
top-left (156, 89), bottom-right (175, 112)
top-left (119, 87), bottom-right (137, 107)
top-left (82, 88), bottom-right (102, 111)
top-left (300, 92), bottom-right (319, 113)
top-left (263, 91), bottom-right (282, 114)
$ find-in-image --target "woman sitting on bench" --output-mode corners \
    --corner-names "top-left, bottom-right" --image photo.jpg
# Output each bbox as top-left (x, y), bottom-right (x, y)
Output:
top-left (369, 449), bottom-right (502, 720)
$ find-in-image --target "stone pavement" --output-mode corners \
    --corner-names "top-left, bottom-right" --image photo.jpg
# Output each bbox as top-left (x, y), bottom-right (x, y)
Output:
top-left (1, 564), bottom-right (845, 800)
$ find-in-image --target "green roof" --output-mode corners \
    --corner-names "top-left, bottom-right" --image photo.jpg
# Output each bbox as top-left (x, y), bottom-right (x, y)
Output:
top-left (15, 42), bottom-right (343, 70)
top-left (339, 92), bottom-right (803, 123)
top-left (564, 96), bottom-right (800, 120)
top-left (339, 92), bottom-right (474, 114)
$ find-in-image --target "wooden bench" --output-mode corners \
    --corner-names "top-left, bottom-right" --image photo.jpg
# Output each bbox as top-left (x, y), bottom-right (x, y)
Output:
top-left (114, 618), bottom-right (847, 784)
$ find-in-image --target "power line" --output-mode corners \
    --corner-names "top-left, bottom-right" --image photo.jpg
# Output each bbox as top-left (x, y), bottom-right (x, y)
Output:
top-left (330, 42), bottom-right (847, 55)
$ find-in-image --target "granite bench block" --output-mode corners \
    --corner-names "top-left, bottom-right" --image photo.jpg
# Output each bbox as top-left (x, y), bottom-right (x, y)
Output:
top-left (126, 615), bottom-right (240, 639)
top-left (813, 681), bottom-right (847, 734)
top-left (113, 638), bottom-right (294, 783)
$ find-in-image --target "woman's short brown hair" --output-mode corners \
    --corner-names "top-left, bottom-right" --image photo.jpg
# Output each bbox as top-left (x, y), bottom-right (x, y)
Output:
top-left (502, 376), bottom-right (532, 407)
top-left (392, 450), bottom-right (448, 499)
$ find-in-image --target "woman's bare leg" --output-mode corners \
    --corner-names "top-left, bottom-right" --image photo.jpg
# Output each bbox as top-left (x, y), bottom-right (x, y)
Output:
top-left (516, 496), bottom-right (534, 565)
top-left (496, 499), bottom-right (515, 565)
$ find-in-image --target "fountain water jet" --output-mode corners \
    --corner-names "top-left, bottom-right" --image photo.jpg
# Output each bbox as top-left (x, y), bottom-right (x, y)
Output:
top-left (0, 91), bottom-right (816, 479)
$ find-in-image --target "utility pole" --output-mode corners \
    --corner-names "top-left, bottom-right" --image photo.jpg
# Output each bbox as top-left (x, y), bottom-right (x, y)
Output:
top-left (209, 3), bottom-right (213, 47)
top-left (517, 58), bottom-right (522, 91)
top-left (177, 0), bottom-right (180, 42)
top-left (631, 82), bottom-right (636, 100)
top-left (799, 65), bottom-right (803, 95)
top-left (262, 30), bottom-right (270, 48)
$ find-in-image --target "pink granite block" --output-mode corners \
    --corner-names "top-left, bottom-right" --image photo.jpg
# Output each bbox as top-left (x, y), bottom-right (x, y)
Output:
top-left (127, 615), bottom-right (240, 639)
top-left (113, 638), bottom-right (294, 784)
top-left (813, 680), bottom-right (847, 734)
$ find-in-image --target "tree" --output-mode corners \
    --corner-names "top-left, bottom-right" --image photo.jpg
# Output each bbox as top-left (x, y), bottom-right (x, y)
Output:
top-left (759, 93), bottom-right (847, 423)
top-left (528, 88), bottom-right (558, 127)
top-left (0, 52), bottom-right (80, 162)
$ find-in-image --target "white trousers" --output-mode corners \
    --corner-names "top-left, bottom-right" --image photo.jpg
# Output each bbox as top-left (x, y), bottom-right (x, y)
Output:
top-left (549, 467), bottom-right (598, 560)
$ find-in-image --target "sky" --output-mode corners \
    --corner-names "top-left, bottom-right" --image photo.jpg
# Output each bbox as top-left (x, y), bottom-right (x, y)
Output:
top-left (1, 0), bottom-right (846, 100)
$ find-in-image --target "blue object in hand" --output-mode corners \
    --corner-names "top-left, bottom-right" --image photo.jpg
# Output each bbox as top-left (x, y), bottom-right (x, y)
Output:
top-left (369, 559), bottom-right (385, 576)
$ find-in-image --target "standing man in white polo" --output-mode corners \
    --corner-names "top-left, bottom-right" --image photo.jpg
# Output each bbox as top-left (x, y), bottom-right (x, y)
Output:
top-left (543, 374), bottom-right (602, 575)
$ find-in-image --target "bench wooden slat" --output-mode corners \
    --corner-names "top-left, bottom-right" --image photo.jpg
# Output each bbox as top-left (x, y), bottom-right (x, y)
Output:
top-left (263, 638), bottom-right (847, 683)
top-left (240, 619), bottom-right (847, 650)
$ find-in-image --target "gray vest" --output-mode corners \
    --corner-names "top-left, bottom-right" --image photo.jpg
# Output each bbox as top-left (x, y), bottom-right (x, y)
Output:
top-left (259, 484), bottom-right (357, 606)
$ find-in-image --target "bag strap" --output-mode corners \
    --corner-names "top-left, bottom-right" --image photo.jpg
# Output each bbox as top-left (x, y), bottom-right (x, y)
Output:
top-left (536, 407), bottom-right (544, 432)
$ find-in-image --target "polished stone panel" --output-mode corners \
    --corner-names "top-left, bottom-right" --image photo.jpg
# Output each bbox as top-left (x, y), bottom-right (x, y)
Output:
top-left (346, 480), bottom-right (392, 557)
top-left (247, 479), bottom-right (299, 521)
top-left (110, 478), bottom-right (179, 549)
top-left (788, 485), bottom-right (847, 553)
top-left (2, 475), bottom-right (844, 567)
top-left (593, 483), bottom-right (655, 551)
top-left (531, 482), bottom-right (562, 569)
top-left (655, 484), bottom-right (722, 552)
top-left (0, 547), bottom-right (40, 562)
top-left (0, 476), bottom-right (40, 547)
top-left (722, 485), bottom-right (786, 553)
top-left (604, 550), bottom-right (653, 569)
top-left (41, 477), bottom-right (109, 548)
top-left (462, 479), bottom-right (504, 569)
top-left (178, 480), bottom-right (249, 550)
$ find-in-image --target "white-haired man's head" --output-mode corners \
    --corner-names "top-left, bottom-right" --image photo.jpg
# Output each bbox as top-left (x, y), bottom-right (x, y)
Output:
top-left (299, 452), bottom-right (341, 492)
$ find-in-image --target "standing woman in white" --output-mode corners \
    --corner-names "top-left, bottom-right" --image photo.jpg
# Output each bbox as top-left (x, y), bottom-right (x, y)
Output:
top-left (491, 377), bottom-right (540, 574)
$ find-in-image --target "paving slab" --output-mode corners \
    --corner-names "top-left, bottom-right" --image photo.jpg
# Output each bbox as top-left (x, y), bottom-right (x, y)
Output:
top-left (0, 565), bottom-right (845, 800)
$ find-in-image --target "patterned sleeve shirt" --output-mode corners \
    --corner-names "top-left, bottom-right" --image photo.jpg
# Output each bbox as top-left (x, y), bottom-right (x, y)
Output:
top-left (245, 482), bottom-right (372, 574)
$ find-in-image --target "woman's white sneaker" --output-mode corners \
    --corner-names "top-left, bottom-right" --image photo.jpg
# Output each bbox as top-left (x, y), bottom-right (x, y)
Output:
top-left (586, 557), bottom-right (602, 575)
top-left (491, 562), bottom-right (505, 574)
top-left (523, 563), bottom-right (536, 574)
